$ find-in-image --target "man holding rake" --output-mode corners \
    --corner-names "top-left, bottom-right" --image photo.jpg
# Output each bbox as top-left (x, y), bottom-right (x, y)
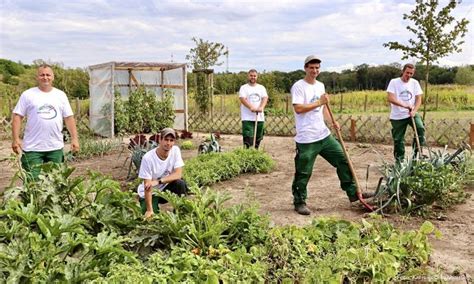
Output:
top-left (290, 55), bottom-right (373, 215)
top-left (387, 63), bottom-right (425, 162)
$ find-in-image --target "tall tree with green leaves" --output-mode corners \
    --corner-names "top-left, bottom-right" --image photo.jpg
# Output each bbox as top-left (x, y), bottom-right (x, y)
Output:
top-left (383, 0), bottom-right (469, 119)
top-left (186, 37), bottom-right (228, 70)
top-left (186, 37), bottom-right (228, 113)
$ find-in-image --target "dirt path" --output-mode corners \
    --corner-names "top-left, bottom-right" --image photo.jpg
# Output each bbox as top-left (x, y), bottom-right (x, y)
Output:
top-left (0, 134), bottom-right (472, 278)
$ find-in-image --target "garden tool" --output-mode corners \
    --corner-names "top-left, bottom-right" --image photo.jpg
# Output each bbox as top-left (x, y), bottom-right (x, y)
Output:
top-left (253, 112), bottom-right (259, 148)
top-left (326, 103), bottom-right (374, 212)
top-left (411, 115), bottom-right (423, 158)
top-left (444, 141), bottom-right (471, 165)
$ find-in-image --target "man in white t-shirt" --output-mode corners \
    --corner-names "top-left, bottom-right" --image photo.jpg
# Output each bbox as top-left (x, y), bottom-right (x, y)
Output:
top-left (386, 63), bottom-right (425, 162)
top-left (239, 69), bottom-right (268, 148)
top-left (290, 55), bottom-right (372, 215)
top-left (137, 128), bottom-right (188, 219)
top-left (12, 64), bottom-right (79, 180)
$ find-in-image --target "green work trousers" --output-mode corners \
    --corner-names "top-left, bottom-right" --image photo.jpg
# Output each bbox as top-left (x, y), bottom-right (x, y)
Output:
top-left (390, 114), bottom-right (425, 161)
top-left (21, 149), bottom-right (64, 181)
top-left (242, 120), bottom-right (264, 149)
top-left (291, 135), bottom-right (357, 206)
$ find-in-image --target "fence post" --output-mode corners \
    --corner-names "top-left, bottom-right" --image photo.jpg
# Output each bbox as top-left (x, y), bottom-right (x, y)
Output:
top-left (220, 95), bottom-right (224, 112)
top-left (350, 119), bottom-right (356, 142)
top-left (75, 98), bottom-right (80, 119)
top-left (470, 123), bottom-right (474, 148)
top-left (339, 94), bottom-right (343, 112)
top-left (286, 95), bottom-right (289, 114)
top-left (8, 98), bottom-right (13, 112)
top-left (435, 92), bottom-right (439, 110)
top-left (364, 93), bottom-right (368, 112)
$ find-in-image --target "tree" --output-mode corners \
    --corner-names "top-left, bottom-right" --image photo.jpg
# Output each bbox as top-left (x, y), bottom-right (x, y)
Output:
top-left (383, 0), bottom-right (469, 119)
top-left (185, 37), bottom-right (228, 70)
top-left (454, 66), bottom-right (474, 85)
top-left (186, 37), bottom-right (228, 113)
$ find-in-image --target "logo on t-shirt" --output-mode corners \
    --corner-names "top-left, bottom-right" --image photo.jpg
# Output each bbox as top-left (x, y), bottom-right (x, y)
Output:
top-left (309, 95), bottom-right (321, 113)
top-left (399, 90), bottom-right (413, 101)
top-left (248, 93), bottom-right (261, 103)
top-left (37, 104), bottom-right (58, 120)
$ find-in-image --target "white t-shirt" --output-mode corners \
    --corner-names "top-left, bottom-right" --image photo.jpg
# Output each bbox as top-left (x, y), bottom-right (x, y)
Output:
top-left (239, 83), bottom-right (268, 122)
top-left (386, 78), bottom-right (423, 120)
top-left (13, 87), bottom-right (74, 152)
top-left (137, 145), bottom-right (185, 198)
top-left (291, 79), bottom-right (331, 144)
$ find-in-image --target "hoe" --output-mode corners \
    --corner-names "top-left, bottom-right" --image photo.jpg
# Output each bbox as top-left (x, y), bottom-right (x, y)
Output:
top-left (326, 103), bottom-right (375, 212)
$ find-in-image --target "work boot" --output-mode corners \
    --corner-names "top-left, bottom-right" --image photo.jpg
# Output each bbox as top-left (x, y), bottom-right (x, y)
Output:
top-left (349, 192), bottom-right (375, 203)
top-left (294, 204), bottom-right (311, 215)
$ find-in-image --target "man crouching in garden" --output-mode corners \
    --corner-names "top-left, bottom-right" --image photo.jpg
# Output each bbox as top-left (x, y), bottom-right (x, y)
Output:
top-left (137, 128), bottom-right (188, 218)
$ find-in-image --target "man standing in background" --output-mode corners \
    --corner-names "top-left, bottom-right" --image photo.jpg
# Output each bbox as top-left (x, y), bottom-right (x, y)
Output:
top-left (239, 69), bottom-right (268, 149)
top-left (386, 63), bottom-right (425, 162)
top-left (12, 64), bottom-right (79, 180)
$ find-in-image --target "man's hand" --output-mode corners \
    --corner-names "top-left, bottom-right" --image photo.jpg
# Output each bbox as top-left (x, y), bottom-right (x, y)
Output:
top-left (71, 138), bottom-right (80, 152)
top-left (319, 94), bottom-right (329, 105)
top-left (12, 139), bottom-right (22, 155)
top-left (332, 121), bottom-right (341, 130)
top-left (144, 210), bottom-right (154, 219)
top-left (144, 179), bottom-right (158, 191)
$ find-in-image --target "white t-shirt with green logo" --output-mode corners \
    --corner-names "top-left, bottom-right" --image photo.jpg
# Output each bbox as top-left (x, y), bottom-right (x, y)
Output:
top-left (386, 78), bottom-right (423, 120)
top-left (291, 79), bottom-right (330, 144)
top-left (137, 146), bottom-right (184, 198)
top-left (13, 87), bottom-right (74, 152)
top-left (239, 83), bottom-right (268, 122)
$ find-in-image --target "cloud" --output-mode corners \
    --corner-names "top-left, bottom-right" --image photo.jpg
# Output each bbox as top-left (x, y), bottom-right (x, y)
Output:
top-left (0, 0), bottom-right (472, 72)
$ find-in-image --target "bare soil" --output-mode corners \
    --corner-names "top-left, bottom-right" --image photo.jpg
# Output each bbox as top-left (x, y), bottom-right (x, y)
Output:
top-left (0, 134), bottom-right (472, 279)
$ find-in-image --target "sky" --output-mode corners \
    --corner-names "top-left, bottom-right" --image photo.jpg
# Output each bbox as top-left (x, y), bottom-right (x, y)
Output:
top-left (0, 0), bottom-right (473, 73)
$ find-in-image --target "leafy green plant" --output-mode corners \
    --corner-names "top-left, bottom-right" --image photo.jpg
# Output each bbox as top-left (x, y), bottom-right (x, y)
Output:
top-left (67, 137), bottom-right (123, 161)
top-left (179, 140), bottom-right (194, 150)
top-left (121, 87), bottom-right (175, 134)
top-left (0, 163), bottom-right (142, 282)
top-left (375, 150), bottom-right (471, 215)
top-left (183, 148), bottom-right (275, 188)
top-left (113, 90), bottom-right (129, 136)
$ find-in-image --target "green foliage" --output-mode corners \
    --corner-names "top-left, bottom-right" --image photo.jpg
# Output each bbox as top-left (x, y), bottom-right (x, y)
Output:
top-left (0, 162), bottom-right (438, 282)
top-left (128, 187), bottom-right (269, 254)
top-left (186, 37), bottom-right (228, 113)
top-left (179, 140), bottom-right (194, 150)
top-left (383, 0), bottom-right (469, 118)
top-left (114, 87), bottom-right (175, 135)
top-left (113, 90), bottom-right (129, 136)
top-left (69, 137), bottom-right (123, 160)
top-left (186, 37), bottom-right (228, 70)
top-left (0, 163), bottom-right (142, 282)
top-left (384, 0), bottom-right (469, 65)
top-left (193, 72), bottom-right (210, 113)
top-left (375, 150), bottom-right (471, 215)
top-left (454, 65), bottom-right (474, 85)
top-left (0, 59), bottom-right (26, 84)
top-left (183, 148), bottom-right (275, 188)
top-left (263, 217), bottom-right (436, 282)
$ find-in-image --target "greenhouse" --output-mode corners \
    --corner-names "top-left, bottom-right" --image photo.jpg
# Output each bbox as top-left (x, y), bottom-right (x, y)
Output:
top-left (88, 61), bottom-right (187, 137)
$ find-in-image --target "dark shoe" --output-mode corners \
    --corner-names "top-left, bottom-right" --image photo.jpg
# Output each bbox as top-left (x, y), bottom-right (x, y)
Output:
top-left (349, 192), bottom-right (375, 203)
top-left (294, 204), bottom-right (311, 215)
